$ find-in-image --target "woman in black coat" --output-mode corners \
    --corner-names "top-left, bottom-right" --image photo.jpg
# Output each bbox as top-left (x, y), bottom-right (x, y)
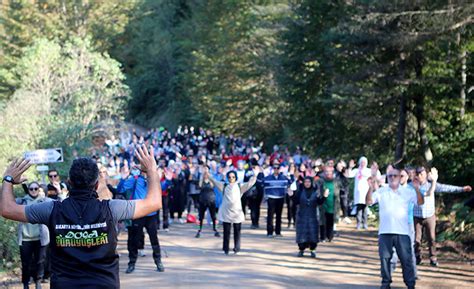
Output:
top-left (295, 177), bottom-right (328, 258)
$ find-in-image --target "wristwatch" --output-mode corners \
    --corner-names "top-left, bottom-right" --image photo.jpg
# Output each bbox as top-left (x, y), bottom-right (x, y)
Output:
top-left (2, 175), bottom-right (14, 184)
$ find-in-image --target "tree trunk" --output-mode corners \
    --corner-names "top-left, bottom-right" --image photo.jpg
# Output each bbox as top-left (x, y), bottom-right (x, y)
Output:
top-left (413, 52), bottom-right (433, 164)
top-left (395, 55), bottom-right (407, 163)
top-left (458, 33), bottom-right (467, 118)
top-left (395, 94), bottom-right (407, 163)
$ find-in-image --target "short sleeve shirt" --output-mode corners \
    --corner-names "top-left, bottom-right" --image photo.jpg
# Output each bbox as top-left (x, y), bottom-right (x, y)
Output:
top-left (25, 199), bottom-right (136, 225)
top-left (371, 186), bottom-right (417, 236)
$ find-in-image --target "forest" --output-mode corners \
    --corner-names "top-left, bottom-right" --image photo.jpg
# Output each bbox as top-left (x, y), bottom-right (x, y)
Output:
top-left (0, 1), bottom-right (473, 266)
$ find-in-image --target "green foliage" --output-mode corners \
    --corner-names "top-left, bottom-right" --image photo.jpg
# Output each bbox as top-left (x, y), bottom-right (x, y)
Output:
top-left (0, 219), bottom-right (20, 271)
top-left (0, 0), bottom-right (472, 251)
top-left (0, 37), bottom-right (129, 266)
top-left (0, 0), bottom-right (137, 101)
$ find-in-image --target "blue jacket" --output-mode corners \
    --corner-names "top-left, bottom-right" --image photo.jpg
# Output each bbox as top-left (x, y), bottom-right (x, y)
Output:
top-left (257, 173), bottom-right (293, 198)
top-left (118, 175), bottom-right (171, 217)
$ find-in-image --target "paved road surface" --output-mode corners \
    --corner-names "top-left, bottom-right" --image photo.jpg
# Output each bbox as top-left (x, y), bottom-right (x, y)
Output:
top-left (4, 214), bottom-right (473, 288)
top-left (118, 216), bottom-right (473, 289)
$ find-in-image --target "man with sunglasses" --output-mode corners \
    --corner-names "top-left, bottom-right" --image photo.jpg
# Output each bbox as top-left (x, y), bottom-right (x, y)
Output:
top-left (413, 166), bottom-right (472, 267)
top-left (257, 159), bottom-right (295, 237)
top-left (366, 165), bottom-right (424, 289)
top-left (46, 170), bottom-right (69, 201)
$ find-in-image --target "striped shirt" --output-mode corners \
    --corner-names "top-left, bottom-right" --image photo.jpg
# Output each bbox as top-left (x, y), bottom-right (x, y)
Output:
top-left (412, 182), bottom-right (464, 218)
top-left (257, 173), bottom-right (293, 199)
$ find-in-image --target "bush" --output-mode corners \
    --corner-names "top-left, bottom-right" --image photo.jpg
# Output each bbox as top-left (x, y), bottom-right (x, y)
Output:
top-left (0, 219), bottom-right (20, 271)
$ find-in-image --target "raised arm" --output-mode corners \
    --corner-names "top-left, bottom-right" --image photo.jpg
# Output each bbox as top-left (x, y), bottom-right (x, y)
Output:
top-left (240, 167), bottom-right (261, 194)
top-left (411, 177), bottom-right (424, 205)
top-left (206, 167), bottom-right (224, 192)
top-left (1, 158), bottom-right (32, 222)
top-left (424, 167), bottom-right (438, 197)
top-left (132, 145), bottom-right (163, 219)
top-left (366, 177), bottom-right (379, 206)
top-left (435, 181), bottom-right (471, 194)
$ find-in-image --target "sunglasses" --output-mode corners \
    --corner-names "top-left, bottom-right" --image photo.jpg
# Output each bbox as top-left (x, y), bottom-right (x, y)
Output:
top-left (29, 187), bottom-right (39, 191)
top-left (49, 174), bottom-right (58, 178)
top-left (387, 174), bottom-right (400, 178)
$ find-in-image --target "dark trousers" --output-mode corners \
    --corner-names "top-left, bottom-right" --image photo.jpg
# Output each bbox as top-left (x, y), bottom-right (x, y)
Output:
top-left (340, 195), bottom-right (349, 217)
top-left (223, 222), bottom-right (241, 253)
top-left (285, 194), bottom-right (297, 226)
top-left (128, 215), bottom-right (162, 266)
top-left (248, 193), bottom-right (263, 227)
top-left (379, 234), bottom-right (416, 289)
top-left (298, 242), bottom-right (317, 251)
top-left (241, 194), bottom-right (248, 217)
top-left (356, 204), bottom-right (368, 228)
top-left (20, 241), bottom-right (46, 284)
top-left (170, 210), bottom-right (183, 219)
top-left (320, 213), bottom-right (335, 241)
top-left (414, 215), bottom-right (437, 262)
top-left (198, 202), bottom-right (217, 231)
top-left (43, 244), bottom-right (51, 279)
top-left (267, 197), bottom-right (285, 235)
top-left (161, 195), bottom-right (170, 229)
top-left (187, 194), bottom-right (200, 213)
top-left (157, 195), bottom-right (170, 230)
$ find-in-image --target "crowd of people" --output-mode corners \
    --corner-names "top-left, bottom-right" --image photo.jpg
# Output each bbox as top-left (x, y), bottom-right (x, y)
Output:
top-left (2, 125), bottom-right (472, 289)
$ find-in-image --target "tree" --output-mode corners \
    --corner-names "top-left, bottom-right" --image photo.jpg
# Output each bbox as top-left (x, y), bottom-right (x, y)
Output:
top-left (0, 0), bottom-right (137, 102)
top-left (0, 37), bottom-right (129, 172)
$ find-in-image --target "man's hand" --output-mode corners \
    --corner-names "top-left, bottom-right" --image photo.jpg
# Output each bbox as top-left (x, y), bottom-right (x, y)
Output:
top-left (323, 188), bottom-right (329, 198)
top-left (288, 165), bottom-right (295, 175)
top-left (429, 167), bottom-right (438, 183)
top-left (132, 144), bottom-right (162, 219)
top-left (3, 158), bottom-right (31, 184)
top-left (412, 177), bottom-right (421, 191)
top-left (464, 186), bottom-right (472, 192)
top-left (135, 145), bottom-right (157, 174)
top-left (157, 168), bottom-right (164, 179)
top-left (252, 166), bottom-right (261, 176)
top-left (349, 159), bottom-right (356, 169)
top-left (1, 158), bottom-right (31, 222)
top-left (53, 181), bottom-right (62, 192)
top-left (370, 162), bottom-right (379, 177)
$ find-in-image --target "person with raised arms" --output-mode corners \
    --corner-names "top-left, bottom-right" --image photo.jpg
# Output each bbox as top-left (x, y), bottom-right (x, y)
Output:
top-left (1, 145), bottom-right (162, 289)
top-left (366, 165), bottom-right (424, 289)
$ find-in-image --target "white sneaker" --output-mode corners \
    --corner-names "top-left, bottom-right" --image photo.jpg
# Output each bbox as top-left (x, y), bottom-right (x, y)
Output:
top-left (343, 217), bottom-right (352, 224)
top-left (164, 228), bottom-right (169, 232)
top-left (139, 249), bottom-right (146, 257)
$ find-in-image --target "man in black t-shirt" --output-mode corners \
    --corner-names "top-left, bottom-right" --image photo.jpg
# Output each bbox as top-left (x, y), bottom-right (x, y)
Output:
top-left (1, 145), bottom-right (162, 289)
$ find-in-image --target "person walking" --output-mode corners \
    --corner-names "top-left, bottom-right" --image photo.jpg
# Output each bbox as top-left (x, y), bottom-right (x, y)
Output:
top-left (295, 177), bottom-right (328, 258)
top-left (207, 166), bottom-right (259, 255)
